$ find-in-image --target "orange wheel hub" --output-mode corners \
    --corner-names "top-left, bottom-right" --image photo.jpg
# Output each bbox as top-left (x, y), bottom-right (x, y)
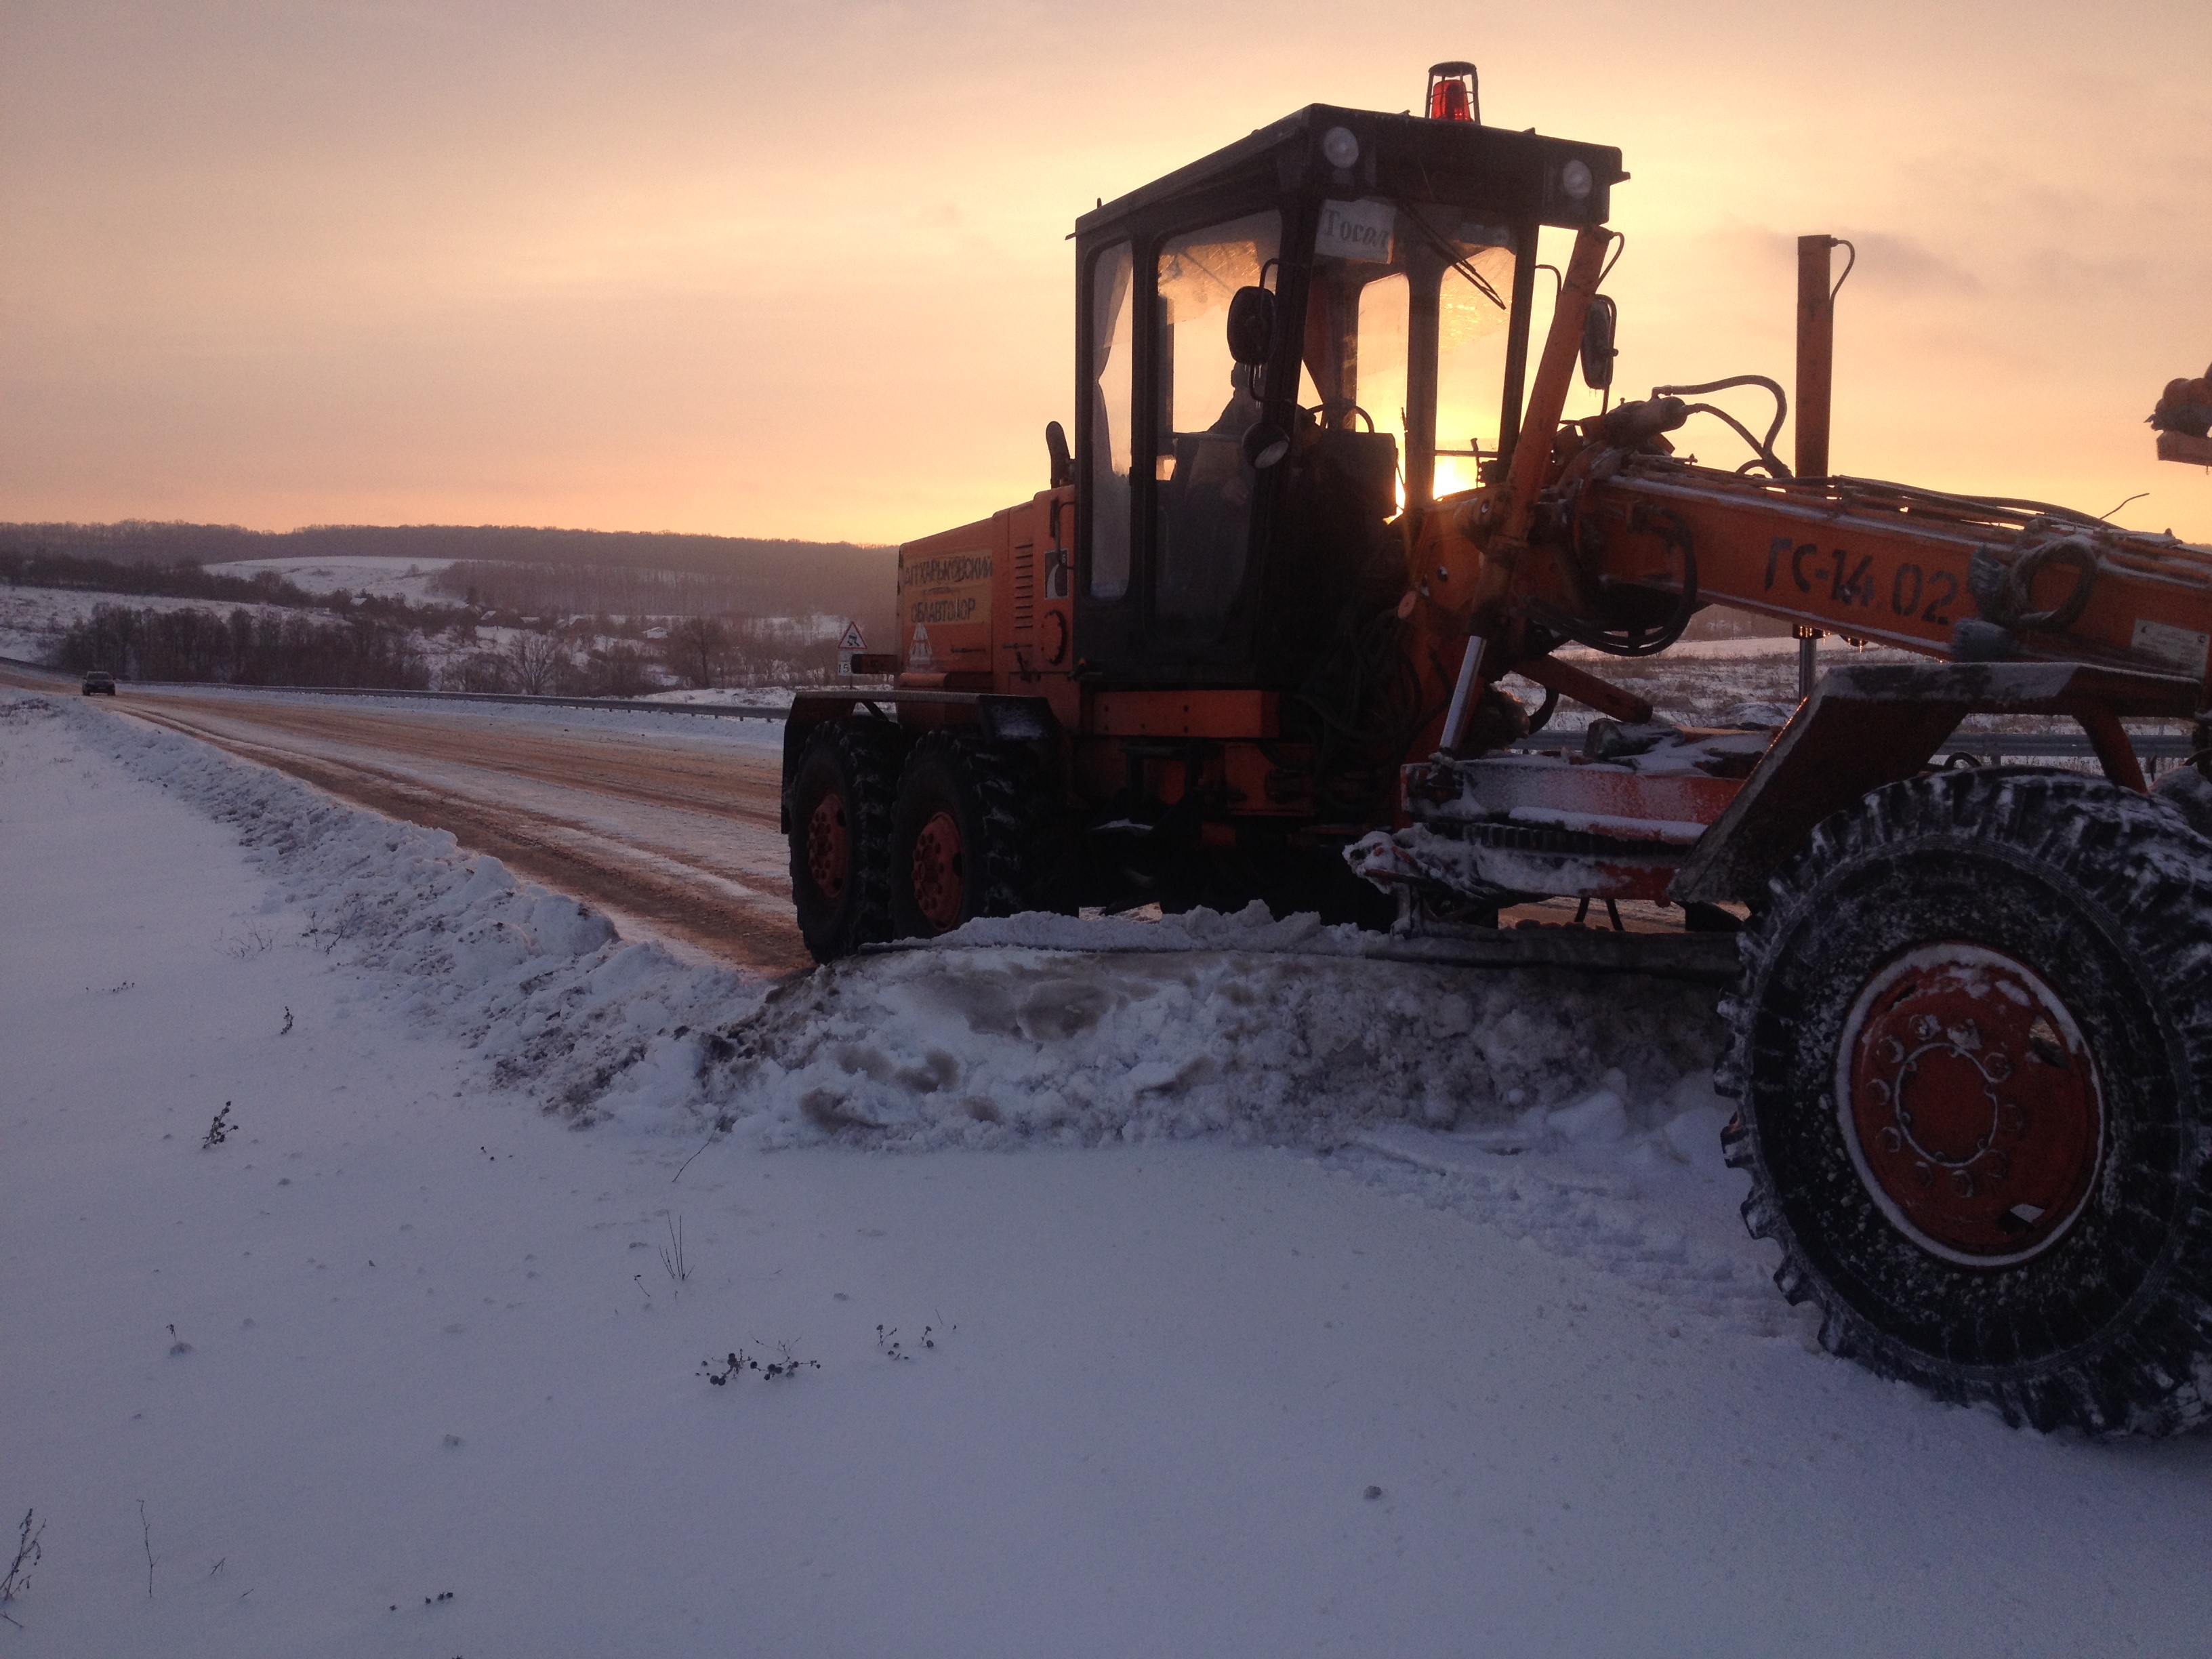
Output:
top-left (1839, 943), bottom-right (2103, 1265)
top-left (909, 809), bottom-right (965, 931)
top-left (806, 791), bottom-right (849, 902)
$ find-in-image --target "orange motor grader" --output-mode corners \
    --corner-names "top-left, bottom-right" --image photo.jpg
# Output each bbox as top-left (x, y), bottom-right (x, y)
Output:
top-left (783, 66), bottom-right (2212, 1435)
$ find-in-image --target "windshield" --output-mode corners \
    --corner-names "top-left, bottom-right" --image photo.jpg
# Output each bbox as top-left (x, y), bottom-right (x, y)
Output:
top-left (1299, 199), bottom-right (1516, 505)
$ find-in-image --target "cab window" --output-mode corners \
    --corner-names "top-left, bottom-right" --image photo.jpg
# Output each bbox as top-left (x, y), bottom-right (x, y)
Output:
top-left (1151, 209), bottom-right (1281, 623)
top-left (1303, 200), bottom-right (1515, 504)
top-left (1087, 241), bottom-right (1135, 600)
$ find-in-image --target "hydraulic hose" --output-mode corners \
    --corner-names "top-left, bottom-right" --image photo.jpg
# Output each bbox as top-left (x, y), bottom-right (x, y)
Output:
top-left (1652, 375), bottom-right (1793, 479)
top-left (1536, 499), bottom-right (1700, 658)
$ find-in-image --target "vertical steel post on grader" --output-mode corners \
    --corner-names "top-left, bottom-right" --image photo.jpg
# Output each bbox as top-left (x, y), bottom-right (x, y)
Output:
top-left (1795, 234), bottom-right (1838, 480)
top-left (1795, 234), bottom-right (1841, 697)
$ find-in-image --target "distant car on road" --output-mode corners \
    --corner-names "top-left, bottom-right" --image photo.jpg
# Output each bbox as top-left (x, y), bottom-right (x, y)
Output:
top-left (81, 671), bottom-right (117, 696)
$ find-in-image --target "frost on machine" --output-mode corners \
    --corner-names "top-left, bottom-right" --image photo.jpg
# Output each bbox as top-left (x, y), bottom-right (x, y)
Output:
top-left (777, 62), bottom-right (2212, 1435)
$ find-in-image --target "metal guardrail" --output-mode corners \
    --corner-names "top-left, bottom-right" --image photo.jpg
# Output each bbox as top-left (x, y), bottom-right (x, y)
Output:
top-left (145, 682), bottom-right (800, 720)
top-left (0, 659), bottom-right (792, 720)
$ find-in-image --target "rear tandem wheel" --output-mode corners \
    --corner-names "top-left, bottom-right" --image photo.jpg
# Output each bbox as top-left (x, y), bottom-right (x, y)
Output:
top-left (888, 729), bottom-right (1059, 937)
top-left (1719, 767), bottom-right (2212, 1435)
top-left (786, 717), bottom-right (903, 962)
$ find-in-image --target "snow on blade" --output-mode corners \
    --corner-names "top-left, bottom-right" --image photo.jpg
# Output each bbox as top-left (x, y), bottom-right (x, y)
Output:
top-left (705, 917), bottom-right (1723, 1152)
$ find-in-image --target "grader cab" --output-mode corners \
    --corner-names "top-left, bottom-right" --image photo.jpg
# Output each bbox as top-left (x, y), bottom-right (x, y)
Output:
top-left (790, 76), bottom-right (1627, 939)
top-left (782, 68), bottom-right (2212, 1437)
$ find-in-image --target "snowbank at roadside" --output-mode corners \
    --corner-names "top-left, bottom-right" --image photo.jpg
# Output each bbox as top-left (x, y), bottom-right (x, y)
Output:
top-left (34, 691), bottom-right (1727, 1173)
top-left (30, 693), bottom-right (758, 1134)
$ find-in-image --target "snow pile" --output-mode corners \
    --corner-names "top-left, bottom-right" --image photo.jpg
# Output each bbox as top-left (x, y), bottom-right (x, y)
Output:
top-left (706, 927), bottom-right (1722, 1151)
top-left (920, 900), bottom-right (1389, 956)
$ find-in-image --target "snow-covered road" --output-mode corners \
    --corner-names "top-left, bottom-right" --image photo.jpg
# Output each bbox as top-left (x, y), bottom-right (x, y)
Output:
top-left (7, 689), bottom-right (2212, 1656)
top-left (106, 682), bottom-right (806, 970)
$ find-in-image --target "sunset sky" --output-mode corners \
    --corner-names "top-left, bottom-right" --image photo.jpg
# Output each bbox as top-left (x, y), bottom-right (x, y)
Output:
top-left (3, 0), bottom-right (2207, 545)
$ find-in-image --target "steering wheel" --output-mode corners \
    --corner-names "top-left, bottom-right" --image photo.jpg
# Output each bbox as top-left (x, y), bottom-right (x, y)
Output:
top-left (1300, 401), bottom-right (1375, 433)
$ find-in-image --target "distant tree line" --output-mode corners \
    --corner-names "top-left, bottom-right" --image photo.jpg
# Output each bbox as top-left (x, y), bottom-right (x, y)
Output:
top-left (0, 520), bottom-right (898, 636)
top-left (47, 600), bottom-right (865, 696)
top-left (654, 617), bottom-right (858, 690)
top-left (0, 518), bottom-right (889, 574)
top-left (430, 559), bottom-right (807, 621)
top-left (0, 520), bottom-right (280, 567)
top-left (49, 604), bottom-right (429, 689)
top-left (441, 618), bottom-right (858, 696)
top-left (1, 548), bottom-right (322, 608)
top-left (441, 635), bottom-right (659, 698)
top-left (1, 547), bottom-right (493, 636)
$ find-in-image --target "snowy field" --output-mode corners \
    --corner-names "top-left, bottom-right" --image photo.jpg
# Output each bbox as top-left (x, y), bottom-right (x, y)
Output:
top-left (6, 689), bottom-right (2212, 1655)
top-left (197, 557), bottom-right (453, 604)
top-left (0, 588), bottom-right (302, 666)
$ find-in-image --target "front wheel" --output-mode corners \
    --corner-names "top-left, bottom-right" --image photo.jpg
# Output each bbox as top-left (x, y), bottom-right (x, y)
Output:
top-left (1720, 768), bottom-right (2212, 1435)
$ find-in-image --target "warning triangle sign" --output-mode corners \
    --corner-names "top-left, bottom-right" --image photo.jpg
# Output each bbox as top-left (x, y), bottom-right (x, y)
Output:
top-left (838, 621), bottom-right (865, 651)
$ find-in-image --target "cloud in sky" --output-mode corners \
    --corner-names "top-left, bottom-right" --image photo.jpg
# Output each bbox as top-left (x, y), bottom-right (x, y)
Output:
top-left (3, 0), bottom-right (2207, 542)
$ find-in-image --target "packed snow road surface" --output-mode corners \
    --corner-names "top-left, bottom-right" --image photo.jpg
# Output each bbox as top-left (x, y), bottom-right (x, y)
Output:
top-left (99, 680), bottom-right (808, 971)
top-left (9, 689), bottom-right (2212, 1654)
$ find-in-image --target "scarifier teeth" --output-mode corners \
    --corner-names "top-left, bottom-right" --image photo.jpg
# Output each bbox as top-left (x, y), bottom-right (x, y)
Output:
top-left (1719, 1113), bottom-right (1753, 1167)
top-left (1774, 1261), bottom-right (1811, 1305)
